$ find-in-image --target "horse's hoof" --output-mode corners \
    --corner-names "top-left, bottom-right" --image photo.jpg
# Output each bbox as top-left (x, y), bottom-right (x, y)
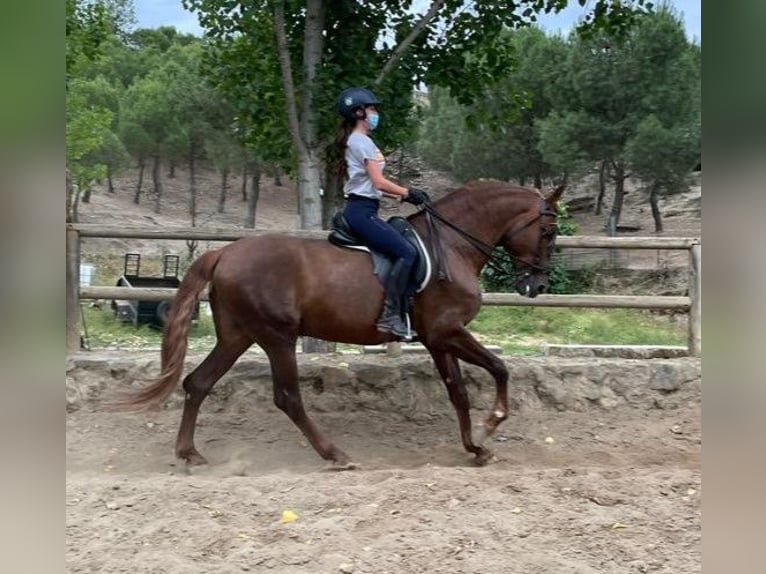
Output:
top-left (324, 461), bottom-right (359, 472)
top-left (473, 451), bottom-right (498, 467)
top-left (178, 450), bottom-right (208, 466)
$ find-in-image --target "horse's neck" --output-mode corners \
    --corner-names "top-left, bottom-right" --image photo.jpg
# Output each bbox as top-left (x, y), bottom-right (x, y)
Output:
top-left (411, 184), bottom-right (536, 275)
top-left (436, 186), bottom-right (535, 248)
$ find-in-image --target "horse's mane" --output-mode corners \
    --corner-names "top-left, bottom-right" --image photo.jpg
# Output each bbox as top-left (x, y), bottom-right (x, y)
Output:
top-left (408, 179), bottom-right (541, 223)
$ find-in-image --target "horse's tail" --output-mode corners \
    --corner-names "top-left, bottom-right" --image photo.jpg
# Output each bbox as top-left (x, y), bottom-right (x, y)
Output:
top-left (112, 249), bottom-right (222, 411)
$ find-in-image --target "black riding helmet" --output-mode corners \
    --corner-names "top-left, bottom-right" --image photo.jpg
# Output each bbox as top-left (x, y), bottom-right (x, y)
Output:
top-left (337, 87), bottom-right (381, 121)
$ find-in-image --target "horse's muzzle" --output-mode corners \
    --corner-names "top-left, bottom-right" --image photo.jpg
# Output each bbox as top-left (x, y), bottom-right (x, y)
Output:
top-left (515, 274), bottom-right (548, 298)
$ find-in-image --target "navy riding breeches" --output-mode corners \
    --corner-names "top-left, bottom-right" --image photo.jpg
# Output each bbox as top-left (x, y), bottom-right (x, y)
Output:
top-left (343, 195), bottom-right (417, 265)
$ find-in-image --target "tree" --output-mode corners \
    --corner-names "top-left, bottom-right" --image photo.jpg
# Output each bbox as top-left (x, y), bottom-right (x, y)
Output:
top-left (118, 118), bottom-right (153, 203)
top-left (120, 69), bottom-right (181, 213)
top-left (71, 74), bottom-right (123, 201)
top-left (158, 43), bottom-right (220, 225)
top-left (67, 0), bottom-right (136, 79)
top-left (625, 115), bottom-right (700, 232)
top-left (207, 130), bottom-right (242, 214)
top-left (66, 0), bottom-right (135, 219)
top-left (418, 27), bottom-right (569, 186)
top-left (184, 0), bottom-right (654, 230)
top-left (66, 78), bottom-right (113, 220)
top-left (537, 6), bottom-right (700, 227)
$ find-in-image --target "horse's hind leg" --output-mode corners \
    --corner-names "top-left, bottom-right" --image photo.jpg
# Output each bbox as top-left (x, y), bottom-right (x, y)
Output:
top-left (175, 338), bottom-right (250, 465)
top-left (264, 341), bottom-right (353, 467)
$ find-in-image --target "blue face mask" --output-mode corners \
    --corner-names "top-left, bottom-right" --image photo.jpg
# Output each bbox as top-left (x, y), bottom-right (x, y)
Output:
top-left (366, 113), bottom-right (379, 130)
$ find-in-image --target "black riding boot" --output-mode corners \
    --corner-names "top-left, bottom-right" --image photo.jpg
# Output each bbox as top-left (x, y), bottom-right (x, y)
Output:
top-left (376, 258), bottom-right (417, 341)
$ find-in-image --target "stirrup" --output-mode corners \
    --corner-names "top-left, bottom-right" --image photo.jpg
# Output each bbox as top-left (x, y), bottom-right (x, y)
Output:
top-left (376, 315), bottom-right (417, 341)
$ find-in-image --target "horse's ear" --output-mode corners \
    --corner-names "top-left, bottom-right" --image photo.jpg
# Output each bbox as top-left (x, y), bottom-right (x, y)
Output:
top-left (545, 185), bottom-right (565, 210)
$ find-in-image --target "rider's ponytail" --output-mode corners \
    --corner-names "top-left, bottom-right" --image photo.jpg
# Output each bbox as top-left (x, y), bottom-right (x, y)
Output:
top-left (332, 118), bottom-right (356, 179)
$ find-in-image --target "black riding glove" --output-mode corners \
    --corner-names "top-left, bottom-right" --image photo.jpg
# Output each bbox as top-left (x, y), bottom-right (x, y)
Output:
top-left (404, 187), bottom-right (430, 205)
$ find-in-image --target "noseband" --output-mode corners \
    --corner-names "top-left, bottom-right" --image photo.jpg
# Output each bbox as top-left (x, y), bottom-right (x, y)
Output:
top-left (421, 197), bottom-right (558, 279)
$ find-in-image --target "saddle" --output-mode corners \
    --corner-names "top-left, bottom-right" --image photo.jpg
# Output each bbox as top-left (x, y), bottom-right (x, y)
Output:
top-left (328, 212), bottom-right (432, 295)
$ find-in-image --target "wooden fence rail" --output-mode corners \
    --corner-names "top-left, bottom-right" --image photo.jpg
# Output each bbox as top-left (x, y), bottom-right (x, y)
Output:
top-left (66, 224), bottom-right (701, 356)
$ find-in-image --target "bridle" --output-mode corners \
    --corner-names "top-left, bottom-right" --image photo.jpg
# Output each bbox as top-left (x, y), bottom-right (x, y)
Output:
top-left (420, 197), bottom-right (559, 281)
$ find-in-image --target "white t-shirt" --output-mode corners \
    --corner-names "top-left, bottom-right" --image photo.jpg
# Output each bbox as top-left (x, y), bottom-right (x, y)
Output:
top-left (344, 132), bottom-right (386, 200)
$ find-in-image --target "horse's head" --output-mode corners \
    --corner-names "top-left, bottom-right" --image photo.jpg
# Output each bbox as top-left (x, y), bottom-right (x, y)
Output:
top-left (503, 185), bottom-right (564, 298)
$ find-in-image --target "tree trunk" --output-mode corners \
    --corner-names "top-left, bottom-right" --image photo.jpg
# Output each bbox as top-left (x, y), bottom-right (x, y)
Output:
top-left (274, 0), bottom-right (324, 230)
top-left (218, 169), bottom-right (228, 213)
top-left (596, 160), bottom-right (608, 215)
top-left (273, 165), bottom-right (283, 186)
top-left (241, 164), bottom-right (248, 201)
top-left (66, 171), bottom-right (74, 223)
top-left (189, 153), bottom-right (197, 227)
top-left (134, 158), bottom-right (145, 204)
top-left (518, 176), bottom-right (526, 186)
top-left (246, 163), bottom-right (261, 229)
top-left (152, 154), bottom-right (163, 214)
top-left (649, 183), bottom-right (664, 233)
top-left (107, 164), bottom-right (115, 193)
top-left (609, 163), bottom-right (626, 226)
top-left (322, 160), bottom-right (344, 229)
top-left (168, 161), bottom-right (176, 179)
top-left (81, 187), bottom-right (91, 203)
top-left (533, 173), bottom-right (542, 190)
top-left (72, 183), bottom-right (82, 223)
top-left (297, 155), bottom-right (323, 229)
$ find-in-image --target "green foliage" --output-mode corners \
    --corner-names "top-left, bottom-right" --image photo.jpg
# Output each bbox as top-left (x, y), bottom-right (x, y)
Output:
top-left (536, 6), bottom-right (700, 220)
top-left (66, 0), bottom-right (135, 78)
top-left (120, 75), bottom-right (174, 153)
top-left (625, 113), bottom-right (700, 194)
top-left (66, 77), bottom-right (114, 189)
top-left (418, 27), bottom-right (573, 186)
top-left (536, 110), bottom-right (593, 178)
top-left (88, 130), bottom-right (132, 177)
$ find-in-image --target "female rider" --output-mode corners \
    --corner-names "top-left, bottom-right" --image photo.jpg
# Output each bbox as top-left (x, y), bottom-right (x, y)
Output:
top-left (335, 87), bottom-right (429, 340)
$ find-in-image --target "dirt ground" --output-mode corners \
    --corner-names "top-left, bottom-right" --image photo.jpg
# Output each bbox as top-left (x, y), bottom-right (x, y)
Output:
top-left (66, 368), bottom-right (700, 574)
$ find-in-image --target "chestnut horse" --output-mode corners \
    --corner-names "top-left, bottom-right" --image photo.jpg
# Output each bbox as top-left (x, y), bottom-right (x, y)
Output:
top-left (121, 180), bottom-right (563, 466)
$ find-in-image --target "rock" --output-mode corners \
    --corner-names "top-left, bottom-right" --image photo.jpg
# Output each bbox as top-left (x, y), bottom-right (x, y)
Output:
top-left (338, 563), bottom-right (355, 573)
top-left (649, 363), bottom-right (681, 392)
top-left (598, 386), bottom-right (621, 410)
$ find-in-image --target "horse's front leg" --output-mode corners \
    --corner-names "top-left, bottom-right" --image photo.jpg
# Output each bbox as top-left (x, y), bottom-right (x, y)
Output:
top-left (426, 327), bottom-right (510, 464)
top-left (429, 350), bottom-right (494, 466)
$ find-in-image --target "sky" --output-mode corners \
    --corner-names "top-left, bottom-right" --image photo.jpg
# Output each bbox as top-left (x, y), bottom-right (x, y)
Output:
top-left (133, 0), bottom-right (701, 43)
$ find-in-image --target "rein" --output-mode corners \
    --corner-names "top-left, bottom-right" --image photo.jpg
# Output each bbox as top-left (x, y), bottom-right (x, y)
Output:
top-left (420, 199), bottom-right (557, 280)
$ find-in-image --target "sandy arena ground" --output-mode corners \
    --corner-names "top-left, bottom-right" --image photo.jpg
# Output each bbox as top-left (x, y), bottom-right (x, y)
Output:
top-left (66, 361), bottom-right (700, 574)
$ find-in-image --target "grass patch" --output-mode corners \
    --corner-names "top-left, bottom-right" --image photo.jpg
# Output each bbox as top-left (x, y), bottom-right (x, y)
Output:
top-left (81, 303), bottom-right (686, 356)
top-left (81, 304), bottom-right (217, 352)
top-left (468, 307), bottom-right (686, 355)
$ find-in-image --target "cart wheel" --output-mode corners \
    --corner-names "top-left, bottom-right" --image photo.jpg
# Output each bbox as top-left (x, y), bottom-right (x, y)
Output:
top-left (156, 301), bottom-right (170, 325)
